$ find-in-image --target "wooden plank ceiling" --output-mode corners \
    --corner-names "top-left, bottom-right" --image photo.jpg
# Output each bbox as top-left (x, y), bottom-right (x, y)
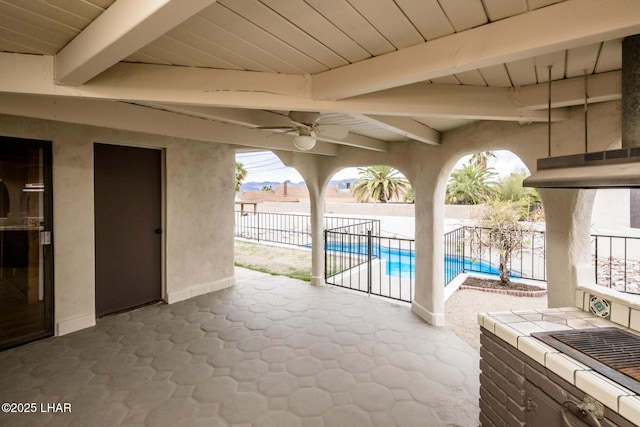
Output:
top-left (0, 0), bottom-right (633, 153)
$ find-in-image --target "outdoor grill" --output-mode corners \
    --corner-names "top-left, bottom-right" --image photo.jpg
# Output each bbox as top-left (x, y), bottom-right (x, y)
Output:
top-left (532, 327), bottom-right (640, 394)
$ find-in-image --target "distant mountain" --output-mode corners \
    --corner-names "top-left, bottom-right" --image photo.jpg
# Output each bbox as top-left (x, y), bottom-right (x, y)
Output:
top-left (240, 180), bottom-right (305, 191)
top-left (329, 178), bottom-right (357, 187)
top-left (240, 178), bottom-right (356, 192)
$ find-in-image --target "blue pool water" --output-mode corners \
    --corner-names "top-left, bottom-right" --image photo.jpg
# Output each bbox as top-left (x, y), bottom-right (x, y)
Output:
top-left (326, 242), bottom-right (502, 281)
top-left (383, 250), bottom-right (499, 279)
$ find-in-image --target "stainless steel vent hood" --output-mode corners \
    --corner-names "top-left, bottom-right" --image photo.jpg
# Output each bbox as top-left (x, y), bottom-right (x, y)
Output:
top-left (523, 35), bottom-right (640, 189)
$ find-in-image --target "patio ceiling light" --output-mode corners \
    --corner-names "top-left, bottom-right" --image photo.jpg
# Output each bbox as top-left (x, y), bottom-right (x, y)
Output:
top-left (293, 128), bottom-right (316, 151)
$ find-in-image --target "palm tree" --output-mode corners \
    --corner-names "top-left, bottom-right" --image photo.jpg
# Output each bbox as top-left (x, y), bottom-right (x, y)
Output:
top-left (235, 161), bottom-right (247, 192)
top-left (445, 163), bottom-right (497, 205)
top-left (495, 169), bottom-right (540, 217)
top-left (403, 186), bottom-right (415, 204)
top-left (470, 151), bottom-right (496, 170)
top-left (351, 166), bottom-right (410, 203)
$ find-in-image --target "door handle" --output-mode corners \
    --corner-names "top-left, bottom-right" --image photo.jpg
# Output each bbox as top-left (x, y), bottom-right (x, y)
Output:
top-left (154, 229), bottom-right (162, 235)
top-left (561, 398), bottom-right (603, 427)
top-left (40, 231), bottom-right (52, 245)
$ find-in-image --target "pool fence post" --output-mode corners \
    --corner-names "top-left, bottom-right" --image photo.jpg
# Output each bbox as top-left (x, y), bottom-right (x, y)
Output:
top-left (324, 229), bottom-right (328, 282)
top-left (462, 227), bottom-right (466, 273)
top-left (367, 230), bottom-right (372, 296)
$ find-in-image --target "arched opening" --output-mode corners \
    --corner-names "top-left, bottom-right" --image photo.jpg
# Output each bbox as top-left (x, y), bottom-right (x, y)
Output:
top-left (442, 150), bottom-right (548, 344)
top-left (322, 165), bottom-right (416, 303)
top-left (233, 150), bottom-right (312, 281)
top-left (323, 165), bottom-right (415, 236)
top-left (232, 154), bottom-right (418, 294)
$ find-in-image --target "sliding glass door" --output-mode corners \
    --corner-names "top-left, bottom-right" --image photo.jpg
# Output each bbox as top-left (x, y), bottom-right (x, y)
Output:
top-left (0, 137), bottom-right (53, 350)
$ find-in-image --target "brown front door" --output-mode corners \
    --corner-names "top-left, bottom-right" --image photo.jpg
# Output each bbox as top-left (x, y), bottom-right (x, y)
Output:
top-left (0, 137), bottom-right (54, 350)
top-left (94, 144), bottom-right (162, 317)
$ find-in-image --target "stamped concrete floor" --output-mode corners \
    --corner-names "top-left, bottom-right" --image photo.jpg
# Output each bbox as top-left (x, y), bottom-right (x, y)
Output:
top-left (0, 269), bottom-right (480, 427)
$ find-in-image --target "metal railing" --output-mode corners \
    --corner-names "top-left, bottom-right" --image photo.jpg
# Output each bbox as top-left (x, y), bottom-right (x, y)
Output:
top-left (325, 223), bottom-right (414, 303)
top-left (592, 234), bottom-right (640, 294)
top-left (444, 227), bottom-right (465, 285)
top-left (443, 226), bottom-right (547, 282)
top-left (235, 211), bottom-right (640, 296)
top-left (234, 211), bottom-right (380, 247)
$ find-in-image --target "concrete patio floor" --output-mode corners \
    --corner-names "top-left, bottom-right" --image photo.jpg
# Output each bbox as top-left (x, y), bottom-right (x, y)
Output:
top-left (0, 268), bottom-right (480, 427)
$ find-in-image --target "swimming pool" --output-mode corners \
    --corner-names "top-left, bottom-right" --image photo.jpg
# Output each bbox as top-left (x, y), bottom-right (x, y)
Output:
top-left (325, 241), bottom-right (504, 283)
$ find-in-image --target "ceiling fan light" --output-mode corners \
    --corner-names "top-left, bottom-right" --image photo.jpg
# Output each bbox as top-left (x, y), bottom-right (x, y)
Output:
top-left (294, 134), bottom-right (316, 150)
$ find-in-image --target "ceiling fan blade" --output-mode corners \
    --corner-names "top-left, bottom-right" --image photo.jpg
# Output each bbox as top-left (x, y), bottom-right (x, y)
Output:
top-left (257, 126), bottom-right (297, 131)
top-left (288, 111), bottom-right (320, 126)
top-left (315, 124), bottom-right (349, 139)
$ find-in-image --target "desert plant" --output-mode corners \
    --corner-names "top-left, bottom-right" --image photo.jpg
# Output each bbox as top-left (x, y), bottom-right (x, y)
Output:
top-left (477, 199), bottom-right (531, 285)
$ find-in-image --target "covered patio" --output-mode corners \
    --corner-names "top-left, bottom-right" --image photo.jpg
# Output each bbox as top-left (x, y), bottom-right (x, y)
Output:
top-left (0, 0), bottom-right (637, 336)
top-left (0, 268), bottom-right (479, 427)
top-left (2, 0), bottom-right (640, 425)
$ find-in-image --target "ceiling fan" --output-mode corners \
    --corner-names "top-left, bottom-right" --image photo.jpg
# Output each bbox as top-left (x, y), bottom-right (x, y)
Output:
top-left (259, 111), bottom-right (348, 150)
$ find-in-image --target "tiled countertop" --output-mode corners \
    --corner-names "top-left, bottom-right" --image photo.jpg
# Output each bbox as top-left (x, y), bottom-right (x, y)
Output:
top-left (478, 307), bottom-right (640, 423)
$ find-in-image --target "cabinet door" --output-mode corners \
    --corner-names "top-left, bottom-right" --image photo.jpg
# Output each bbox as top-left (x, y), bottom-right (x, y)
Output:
top-left (525, 382), bottom-right (590, 426)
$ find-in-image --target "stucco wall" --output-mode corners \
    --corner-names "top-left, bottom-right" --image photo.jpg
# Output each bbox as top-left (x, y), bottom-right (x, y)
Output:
top-left (592, 189), bottom-right (631, 232)
top-left (165, 139), bottom-right (235, 303)
top-left (53, 135), bottom-right (96, 334)
top-left (0, 114), bottom-right (235, 335)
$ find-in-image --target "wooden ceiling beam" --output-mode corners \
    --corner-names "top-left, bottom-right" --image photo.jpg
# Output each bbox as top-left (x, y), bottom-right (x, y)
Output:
top-left (351, 114), bottom-right (441, 145)
top-left (137, 104), bottom-right (294, 128)
top-left (138, 102), bottom-right (388, 151)
top-left (343, 83), bottom-right (570, 122)
top-left (0, 93), bottom-right (337, 155)
top-left (318, 133), bottom-right (388, 152)
top-left (55, 0), bottom-right (217, 85)
top-left (513, 70), bottom-right (621, 110)
top-left (0, 52), bottom-right (586, 124)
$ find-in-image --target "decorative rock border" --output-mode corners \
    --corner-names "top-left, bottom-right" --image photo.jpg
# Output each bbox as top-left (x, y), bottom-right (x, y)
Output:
top-left (459, 284), bottom-right (547, 297)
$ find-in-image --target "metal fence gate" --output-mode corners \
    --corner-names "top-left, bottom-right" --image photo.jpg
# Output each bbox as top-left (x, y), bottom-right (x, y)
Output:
top-left (324, 222), bottom-right (414, 303)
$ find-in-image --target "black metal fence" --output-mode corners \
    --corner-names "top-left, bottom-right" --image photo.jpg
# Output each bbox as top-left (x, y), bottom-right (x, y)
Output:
top-left (234, 211), bottom-right (380, 247)
top-left (444, 227), bottom-right (465, 285)
top-left (443, 226), bottom-right (547, 282)
top-left (325, 223), bottom-right (414, 303)
top-left (592, 234), bottom-right (640, 294)
top-left (235, 211), bottom-right (640, 297)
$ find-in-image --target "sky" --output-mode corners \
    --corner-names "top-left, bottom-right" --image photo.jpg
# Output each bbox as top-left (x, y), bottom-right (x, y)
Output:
top-left (236, 150), bottom-right (528, 183)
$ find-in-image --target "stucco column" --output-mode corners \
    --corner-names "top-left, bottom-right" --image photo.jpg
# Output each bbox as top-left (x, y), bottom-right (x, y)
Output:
top-left (281, 151), bottom-right (331, 287)
top-left (410, 172), bottom-right (446, 326)
top-left (306, 178), bottom-right (326, 286)
top-left (541, 188), bottom-right (596, 307)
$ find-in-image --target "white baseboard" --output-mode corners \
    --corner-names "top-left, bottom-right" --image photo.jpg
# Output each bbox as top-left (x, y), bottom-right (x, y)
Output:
top-left (55, 277), bottom-right (235, 335)
top-left (411, 300), bottom-right (445, 327)
top-left (56, 314), bottom-right (96, 336)
top-left (166, 276), bottom-right (235, 304)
